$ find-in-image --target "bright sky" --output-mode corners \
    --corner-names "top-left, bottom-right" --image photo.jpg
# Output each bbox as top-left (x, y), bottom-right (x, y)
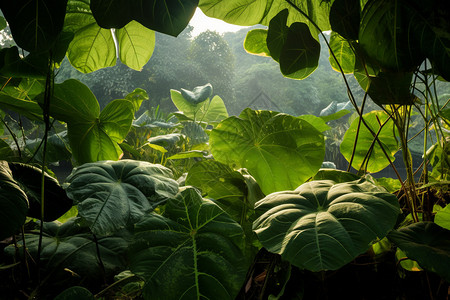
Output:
top-left (189, 8), bottom-right (248, 36)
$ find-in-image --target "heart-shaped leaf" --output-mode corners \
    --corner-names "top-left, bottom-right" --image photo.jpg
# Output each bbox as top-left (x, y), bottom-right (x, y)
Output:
top-left (129, 187), bottom-right (248, 300)
top-left (266, 9), bottom-right (289, 62)
top-left (65, 160), bottom-right (179, 235)
top-left (329, 0), bottom-right (360, 40)
top-left (244, 29), bottom-right (271, 57)
top-left (388, 222), bottom-right (450, 282)
top-left (253, 179), bottom-right (400, 271)
top-left (210, 108), bottom-right (325, 194)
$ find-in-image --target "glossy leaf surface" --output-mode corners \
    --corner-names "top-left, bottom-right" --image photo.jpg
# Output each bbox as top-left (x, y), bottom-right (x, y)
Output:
top-left (253, 179), bottom-right (400, 271)
top-left (65, 160), bottom-right (178, 235)
top-left (210, 108), bottom-right (325, 195)
top-left (129, 187), bottom-right (248, 300)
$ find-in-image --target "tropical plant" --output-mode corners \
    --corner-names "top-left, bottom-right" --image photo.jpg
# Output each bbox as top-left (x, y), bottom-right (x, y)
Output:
top-left (1, 0), bottom-right (450, 299)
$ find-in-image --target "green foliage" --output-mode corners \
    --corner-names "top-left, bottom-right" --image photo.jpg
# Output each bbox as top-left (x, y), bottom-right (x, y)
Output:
top-left (253, 178), bottom-right (400, 271)
top-left (340, 110), bottom-right (399, 173)
top-left (388, 222), bottom-right (450, 282)
top-left (129, 187), bottom-right (248, 300)
top-left (210, 108), bottom-right (325, 194)
top-left (0, 161), bottom-right (28, 240)
top-left (65, 160), bottom-right (178, 235)
top-left (54, 286), bottom-right (95, 300)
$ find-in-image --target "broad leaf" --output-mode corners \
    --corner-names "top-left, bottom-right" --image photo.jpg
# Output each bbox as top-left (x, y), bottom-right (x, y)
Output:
top-left (99, 99), bottom-right (134, 143)
top-left (0, 47), bottom-right (48, 79)
top-left (312, 169), bottom-right (360, 183)
top-left (65, 160), bottom-right (179, 235)
top-left (329, 32), bottom-right (355, 74)
top-left (0, 90), bottom-right (43, 121)
top-left (329, 0), bottom-right (360, 40)
top-left (124, 88), bottom-right (149, 114)
top-left (26, 131), bottom-right (72, 164)
top-left (388, 222), bottom-right (450, 282)
top-left (0, 0), bottom-right (68, 52)
top-left (65, 0), bottom-right (116, 73)
top-left (8, 162), bottom-right (73, 221)
top-left (5, 219), bottom-right (128, 284)
top-left (340, 110), bottom-right (398, 173)
top-left (210, 108), bottom-right (325, 194)
top-left (297, 114), bottom-right (330, 132)
top-left (0, 161), bottom-right (28, 240)
top-left (116, 21), bottom-right (155, 71)
top-left (90, 0), bottom-right (198, 37)
top-left (367, 71), bottom-right (414, 106)
top-left (253, 179), bottom-right (400, 271)
top-left (435, 204), bottom-right (450, 231)
top-left (129, 187), bottom-right (248, 300)
top-left (201, 95), bottom-right (229, 123)
top-left (244, 29), bottom-right (271, 57)
top-left (280, 22), bottom-right (320, 79)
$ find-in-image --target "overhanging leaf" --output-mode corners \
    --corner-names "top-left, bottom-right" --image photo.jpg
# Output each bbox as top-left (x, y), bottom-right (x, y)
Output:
top-left (65, 160), bottom-right (179, 235)
top-left (328, 32), bottom-right (355, 74)
top-left (266, 9), bottom-right (289, 62)
top-left (129, 187), bottom-right (248, 300)
top-left (90, 0), bottom-right (199, 37)
top-left (388, 222), bottom-right (450, 282)
top-left (210, 108), bottom-right (325, 194)
top-left (244, 29), bottom-right (271, 57)
top-left (329, 0), bottom-right (360, 40)
top-left (253, 179), bottom-right (400, 271)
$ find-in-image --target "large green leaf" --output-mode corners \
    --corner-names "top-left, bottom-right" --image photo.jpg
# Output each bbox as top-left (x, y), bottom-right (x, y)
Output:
top-left (329, 0), bottom-right (360, 40)
top-left (435, 204), bottom-right (450, 231)
top-left (116, 21), bottom-right (155, 71)
top-left (201, 95), bottom-right (229, 123)
top-left (328, 32), bottom-right (355, 74)
top-left (0, 47), bottom-right (48, 79)
top-left (359, 0), bottom-right (425, 71)
top-left (26, 131), bottom-right (72, 164)
top-left (0, 0), bottom-right (68, 52)
top-left (366, 71), bottom-right (414, 106)
top-left (253, 178), bottom-right (400, 271)
top-left (0, 90), bottom-right (43, 121)
top-left (8, 162), bottom-right (73, 221)
top-left (65, 160), bottom-right (179, 235)
top-left (279, 22), bottom-right (321, 79)
top-left (41, 79), bottom-right (134, 163)
top-left (124, 88), bottom-right (149, 114)
top-left (129, 187), bottom-right (248, 300)
top-left (5, 219), bottom-right (128, 284)
top-left (0, 161), bottom-right (28, 240)
top-left (199, 0), bottom-right (331, 35)
top-left (90, 0), bottom-right (198, 37)
top-left (388, 222), bottom-right (450, 282)
top-left (210, 108), bottom-right (325, 195)
top-left (340, 110), bottom-right (398, 173)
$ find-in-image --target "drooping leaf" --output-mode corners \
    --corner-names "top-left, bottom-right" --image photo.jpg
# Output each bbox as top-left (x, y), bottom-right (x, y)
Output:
top-left (90, 0), bottom-right (198, 37)
top-left (5, 219), bottom-right (128, 284)
top-left (329, 0), bottom-right (360, 40)
top-left (0, 0), bottom-right (68, 52)
top-left (0, 161), bottom-right (28, 240)
top-left (65, 160), bottom-right (179, 235)
top-left (147, 133), bottom-right (184, 147)
top-left (253, 178), bottom-right (400, 271)
top-left (129, 187), bottom-right (248, 300)
top-left (210, 108), bottom-right (325, 195)
top-left (116, 21), bottom-right (155, 71)
top-left (388, 222), bottom-right (450, 282)
top-left (167, 150), bottom-right (206, 160)
top-left (181, 83), bottom-right (213, 105)
top-left (170, 89), bottom-right (206, 120)
top-left (8, 162), bottom-right (73, 221)
top-left (0, 90), bottom-right (43, 121)
top-left (320, 109), bottom-right (351, 123)
top-left (280, 22), bottom-right (320, 79)
top-left (328, 31), bottom-right (355, 74)
top-left (244, 29), bottom-right (271, 57)
top-left (266, 9), bottom-right (289, 62)
top-left (367, 71), bottom-right (414, 106)
top-left (340, 110), bottom-right (399, 173)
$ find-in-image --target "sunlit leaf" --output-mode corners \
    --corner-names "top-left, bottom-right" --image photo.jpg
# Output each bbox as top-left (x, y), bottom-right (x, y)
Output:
top-left (435, 204), bottom-right (450, 231)
top-left (116, 21), bottom-right (155, 71)
top-left (210, 108), bottom-right (325, 194)
top-left (244, 29), bottom-right (270, 57)
top-left (329, 31), bottom-right (355, 74)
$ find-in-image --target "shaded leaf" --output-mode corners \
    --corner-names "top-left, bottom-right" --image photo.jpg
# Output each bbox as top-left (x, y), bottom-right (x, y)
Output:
top-left (266, 9), bottom-right (289, 62)
top-left (329, 0), bottom-right (360, 40)
top-left (253, 179), bottom-right (400, 271)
